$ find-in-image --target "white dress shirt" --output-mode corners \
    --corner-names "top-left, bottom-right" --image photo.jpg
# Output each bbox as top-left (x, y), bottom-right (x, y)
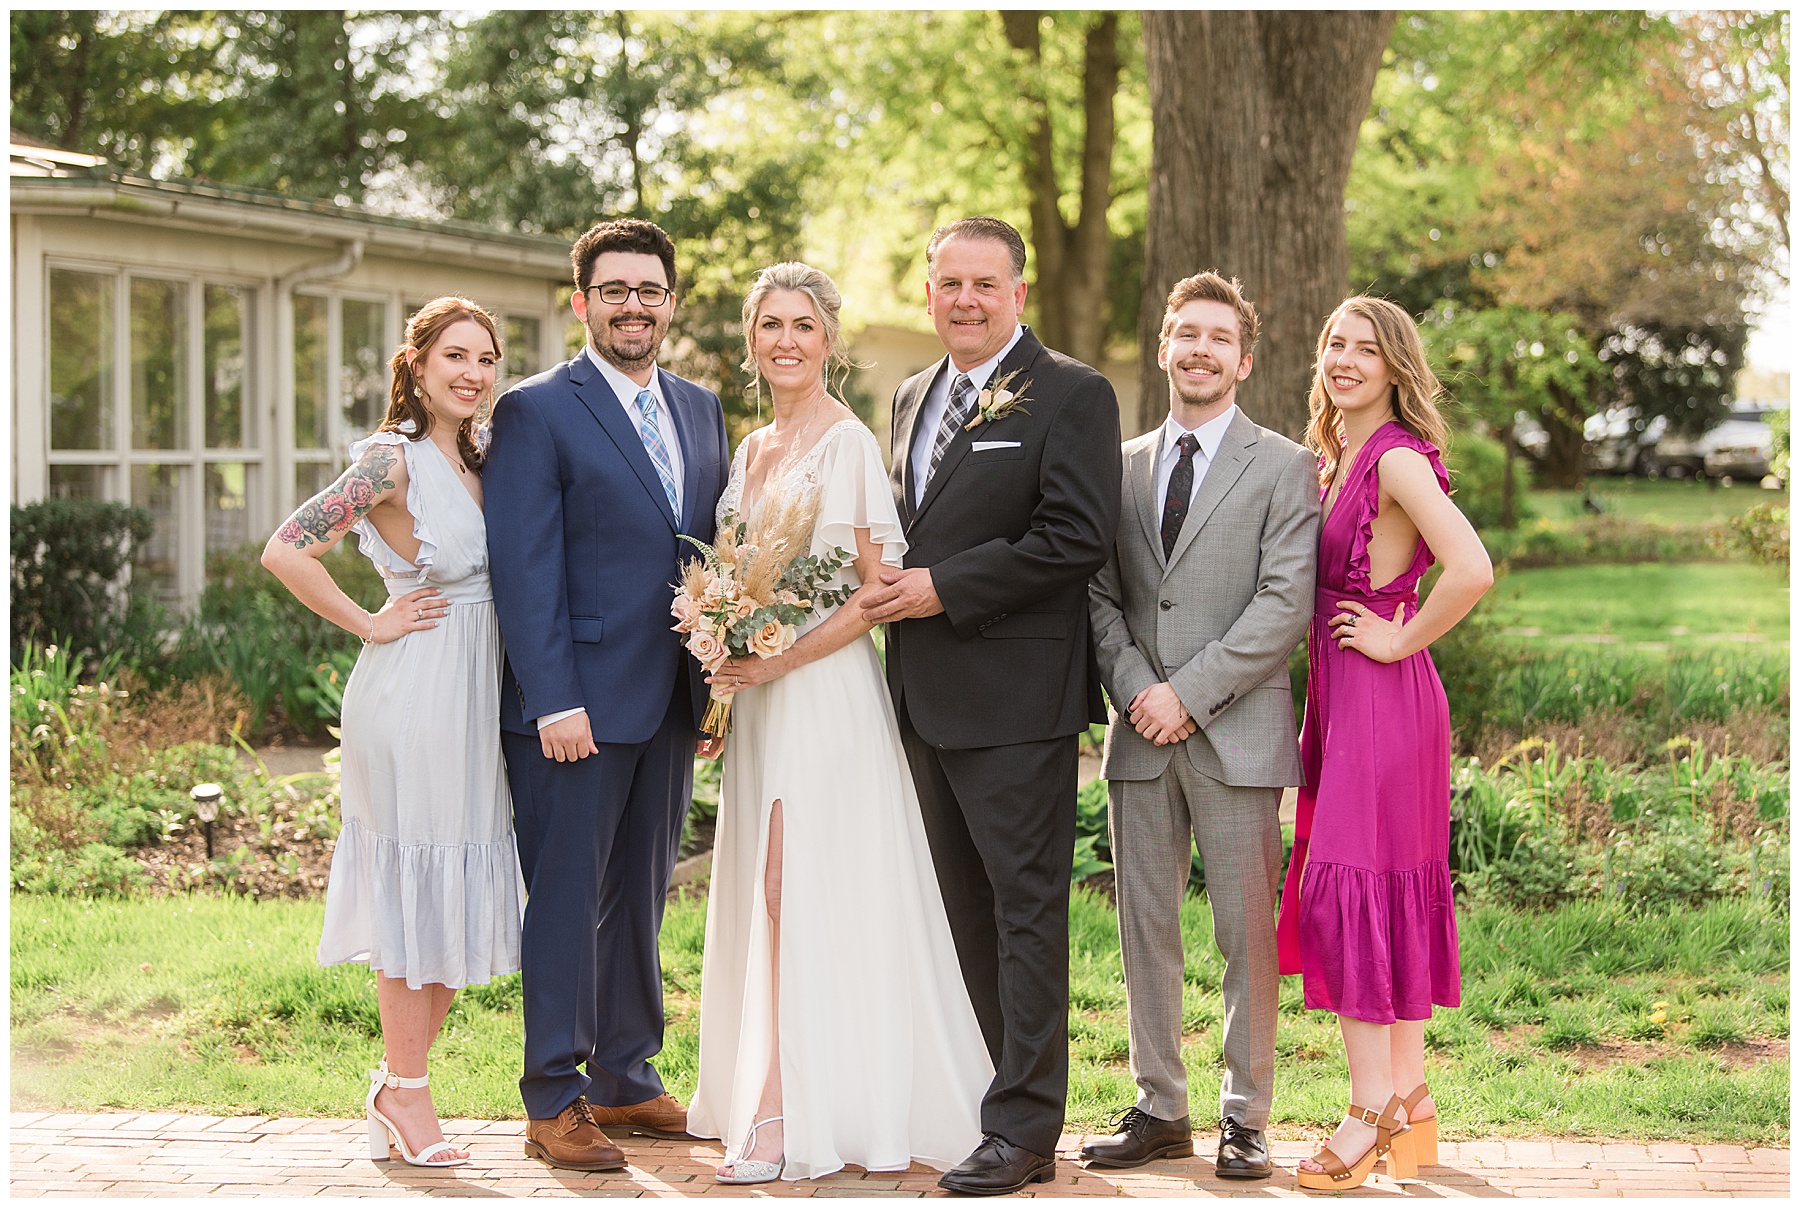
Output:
top-left (1153, 404), bottom-right (1238, 521)
top-left (910, 324), bottom-right (1027, 509)
top-left (588, 343), bottom-right (684, 516)
top-left (538, 347), bottom-right (687, 732)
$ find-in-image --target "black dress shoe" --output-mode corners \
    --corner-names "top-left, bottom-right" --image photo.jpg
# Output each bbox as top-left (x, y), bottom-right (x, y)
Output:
top-left (937, 1133), bottom-right (1056, 1196)
top-left (1079, 1106), bottom-right (1194, 1169)
top-left (1215, 1116), bottom-right (1272, 1179)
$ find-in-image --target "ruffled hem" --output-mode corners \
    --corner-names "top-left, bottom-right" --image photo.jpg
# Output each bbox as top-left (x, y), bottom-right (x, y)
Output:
top-left (316, 817), bottom-right (524, 991)
top-left (348, 430), bottom-right (439, 578)
top-left (1294, 857), bottom-right (1460, 1024)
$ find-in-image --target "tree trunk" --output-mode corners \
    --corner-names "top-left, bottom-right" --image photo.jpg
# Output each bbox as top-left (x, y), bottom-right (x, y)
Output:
top-left (1500, 425), bottom-right (1517, 529)
top-left (1534, 384), bottom-right (1588, 488)
top-left (1001, 11), bottom-right (1119, 369)
top-left (1137, 11), bottom-right (1393, 440)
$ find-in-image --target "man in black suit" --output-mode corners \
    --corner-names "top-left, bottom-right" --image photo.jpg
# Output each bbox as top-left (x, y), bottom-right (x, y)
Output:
top-left (863, 216), bottom-right (1122, 1195)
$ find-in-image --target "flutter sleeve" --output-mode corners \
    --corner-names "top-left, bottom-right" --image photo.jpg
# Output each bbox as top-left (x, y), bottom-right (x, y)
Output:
top-left (810, 422), bottom-right (908, 579)
top-left (346, 429), bottom-right (433, 580)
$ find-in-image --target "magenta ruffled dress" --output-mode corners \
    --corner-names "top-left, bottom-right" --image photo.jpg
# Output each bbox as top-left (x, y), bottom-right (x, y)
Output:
top-left (1275, 421), bottom-right (1461, 1024)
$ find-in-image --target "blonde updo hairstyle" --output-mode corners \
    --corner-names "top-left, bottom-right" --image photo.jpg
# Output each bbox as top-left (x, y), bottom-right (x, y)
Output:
top-left (740, 262), bottom-right (865, 398)
top-left (1305, 296), bottom-right (1450, 489)
top-left (381, 296), bottom-right (504, 473)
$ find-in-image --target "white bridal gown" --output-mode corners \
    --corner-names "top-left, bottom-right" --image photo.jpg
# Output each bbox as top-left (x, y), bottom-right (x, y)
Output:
top-left (316, 430), bottom-right (524, 989)
top-left (689, 419), bottom-right (993, 1180)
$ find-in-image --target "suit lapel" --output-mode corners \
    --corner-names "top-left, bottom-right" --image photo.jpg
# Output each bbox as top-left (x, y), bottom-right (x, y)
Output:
top-left (914, 329), bottom-right (1044, 524)
top-left (571, 354), bottom-right (678, 531)
top-left (892, 367), bottom-right (938, 526)
top-left (1126, 435), bottom-right (1165, 568)
top-left (658, 370), bottom-right (704, 532)
top-left (1165, 409), bottom-right (1258, 571)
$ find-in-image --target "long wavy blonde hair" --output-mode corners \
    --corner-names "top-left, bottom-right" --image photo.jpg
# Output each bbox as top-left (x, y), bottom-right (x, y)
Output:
top-left (1305, 296), bottom-right (1450, 489)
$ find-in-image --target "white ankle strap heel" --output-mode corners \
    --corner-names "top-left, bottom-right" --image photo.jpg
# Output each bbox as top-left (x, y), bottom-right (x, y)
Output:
top-left (365, 1059), bottom-right (467, 1167)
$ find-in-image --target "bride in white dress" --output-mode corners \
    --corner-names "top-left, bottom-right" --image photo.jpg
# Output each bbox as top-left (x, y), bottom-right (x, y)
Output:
top-left (688, 264), bottom-right (993, 1183)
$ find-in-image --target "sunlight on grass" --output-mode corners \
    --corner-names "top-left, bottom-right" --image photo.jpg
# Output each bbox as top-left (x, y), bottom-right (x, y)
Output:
top-left (11, 890), bottom-right (1790, 1142)
top-left (1495, 562), bottom-right (1789, 642)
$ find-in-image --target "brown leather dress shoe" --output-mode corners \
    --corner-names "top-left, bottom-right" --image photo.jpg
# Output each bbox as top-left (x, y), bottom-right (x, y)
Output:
top-left (588, 1092), bottom-right (694, 1140)
top-left (524, 1097), bottom-right (627, 1171)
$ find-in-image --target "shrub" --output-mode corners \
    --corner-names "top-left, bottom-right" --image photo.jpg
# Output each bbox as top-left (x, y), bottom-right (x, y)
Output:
top-left (162, 543), bottom-right (385, 737)
top-left (1445, 431), bottom-right (1534, 530)
top-left (1481, 514), bottom-right (1724, 568)
top-left (10, 499), bottom-right (157, 663)
top-left (1717, 503), bottom-right (1789, 568)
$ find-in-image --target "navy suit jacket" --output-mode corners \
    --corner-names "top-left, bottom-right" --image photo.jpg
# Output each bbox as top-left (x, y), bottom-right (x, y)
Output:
top-left (485, 352), bottom-right (730, 743)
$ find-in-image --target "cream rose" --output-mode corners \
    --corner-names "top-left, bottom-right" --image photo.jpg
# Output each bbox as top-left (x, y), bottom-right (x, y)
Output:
top-left (670, 593), bottom-right (700, 631)
top-left (686, 630), bottom-right (728, 671)
top-left (750, 620), bottom-right (795, 660)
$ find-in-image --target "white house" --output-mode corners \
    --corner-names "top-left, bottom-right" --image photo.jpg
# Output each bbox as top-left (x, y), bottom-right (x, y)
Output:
top-left (11, 137), bottom-right (573, 610)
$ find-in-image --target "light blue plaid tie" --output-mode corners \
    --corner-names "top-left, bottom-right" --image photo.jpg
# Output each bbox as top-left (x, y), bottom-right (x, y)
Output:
top-left (634, 389), bottom-right (680, 517)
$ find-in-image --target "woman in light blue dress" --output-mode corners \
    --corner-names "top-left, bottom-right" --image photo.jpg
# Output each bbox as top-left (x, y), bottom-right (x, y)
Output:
top-left (262, 297), bottom-right (523, 1169)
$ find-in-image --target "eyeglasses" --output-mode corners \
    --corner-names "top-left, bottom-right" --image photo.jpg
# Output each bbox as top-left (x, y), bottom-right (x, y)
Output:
top-left (583, 282), bottom-right (671, 307)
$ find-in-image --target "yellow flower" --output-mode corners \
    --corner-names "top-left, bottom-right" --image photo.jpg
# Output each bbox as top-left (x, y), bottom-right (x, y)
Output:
top-left (1649, 1010), bottom-right (1667, 1024)
top-left (1652, 1000), bottom-right (1669, 1010)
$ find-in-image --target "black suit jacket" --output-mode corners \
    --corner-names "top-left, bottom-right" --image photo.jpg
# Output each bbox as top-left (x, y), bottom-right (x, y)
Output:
top-left (886, 327), bottom-right (1122, 749)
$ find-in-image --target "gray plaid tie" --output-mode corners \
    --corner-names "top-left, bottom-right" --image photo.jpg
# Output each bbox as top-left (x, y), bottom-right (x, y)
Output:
top-left (926, 372), bottom-right (976, 484)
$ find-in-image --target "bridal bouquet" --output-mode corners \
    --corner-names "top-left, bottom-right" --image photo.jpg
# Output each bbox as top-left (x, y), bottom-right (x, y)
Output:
top-left (672, 491), bottom-right (856, 736)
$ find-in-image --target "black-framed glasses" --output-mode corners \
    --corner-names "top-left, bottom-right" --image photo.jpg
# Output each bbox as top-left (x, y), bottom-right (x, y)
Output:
top-left (583, 282), bottom-right (671, 307)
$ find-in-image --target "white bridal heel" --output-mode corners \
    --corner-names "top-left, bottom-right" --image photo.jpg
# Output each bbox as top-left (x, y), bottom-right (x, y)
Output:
top-left (365, 1060), bottom-right (467, 1167)
top-left (716, 1115), bottom-right (785, 1184)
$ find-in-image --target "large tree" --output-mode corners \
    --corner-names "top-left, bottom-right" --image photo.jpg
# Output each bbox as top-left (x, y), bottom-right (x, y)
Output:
top-left (1137, 12), bottom-right (1394, 440)
top-left (1000, 11), bottom-right (1121, 368)
top-left (1352, 11), bottom-right (1781, 485)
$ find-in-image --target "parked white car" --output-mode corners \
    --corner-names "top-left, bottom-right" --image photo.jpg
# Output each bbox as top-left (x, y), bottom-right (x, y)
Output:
top-left (1655, 402), bottom-right (1780, 481)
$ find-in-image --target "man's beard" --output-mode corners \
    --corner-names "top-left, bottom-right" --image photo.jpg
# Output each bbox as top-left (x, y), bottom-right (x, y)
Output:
top-left (593, 315), bottom-right (663, 372)
top-left (1169, 363), bottom-right (1235, 409)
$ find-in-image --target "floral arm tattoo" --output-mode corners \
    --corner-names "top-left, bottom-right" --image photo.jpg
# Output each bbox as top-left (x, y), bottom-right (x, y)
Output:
top-left (276, 444), bottom-right (399, 549)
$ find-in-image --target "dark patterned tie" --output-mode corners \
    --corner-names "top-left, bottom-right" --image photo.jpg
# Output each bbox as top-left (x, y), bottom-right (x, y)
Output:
top-left (1161, 433), bottom-right (1200, 559)
top-left (926, 372), bottom-right (976, 485)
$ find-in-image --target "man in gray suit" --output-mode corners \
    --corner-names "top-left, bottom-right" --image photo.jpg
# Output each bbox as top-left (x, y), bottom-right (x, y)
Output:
top-left (1083, 271), bottom-right (1318, 1178)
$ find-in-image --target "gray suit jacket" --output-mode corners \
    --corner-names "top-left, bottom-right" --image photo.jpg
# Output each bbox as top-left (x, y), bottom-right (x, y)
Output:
top-left (1088, 408), bottom-right (1320, 787)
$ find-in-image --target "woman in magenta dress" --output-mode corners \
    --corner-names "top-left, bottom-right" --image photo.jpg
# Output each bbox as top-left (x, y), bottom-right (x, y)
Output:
top-left (1275, 297), bottom-right (1492, 1191)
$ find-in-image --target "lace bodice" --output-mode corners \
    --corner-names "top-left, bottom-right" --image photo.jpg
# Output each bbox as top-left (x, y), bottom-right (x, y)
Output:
top-left (716, 419), bottom-right (907, 632)
top-left (716, 418), bottom-right (862, 529)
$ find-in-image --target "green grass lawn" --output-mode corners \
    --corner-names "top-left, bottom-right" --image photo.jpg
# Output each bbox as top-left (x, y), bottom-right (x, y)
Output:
top-left (1494, 562), bottom-right (1790, 643)
top-left (12, 889), bottom-right (1788, 1142)
top-left (1532, 478), bottom-right (1788, 526)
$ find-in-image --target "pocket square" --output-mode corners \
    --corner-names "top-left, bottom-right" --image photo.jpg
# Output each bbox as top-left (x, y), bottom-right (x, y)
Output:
top-left (970, 440), bottom-right (1022, 451)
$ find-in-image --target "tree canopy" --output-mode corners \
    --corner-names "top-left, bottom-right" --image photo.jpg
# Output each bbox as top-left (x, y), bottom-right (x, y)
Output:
top-left (12, 9), bottom-right (1787, 460)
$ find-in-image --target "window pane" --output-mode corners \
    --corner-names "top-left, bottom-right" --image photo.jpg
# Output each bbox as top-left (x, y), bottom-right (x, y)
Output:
top-left (341, 298), bottom-right (387, 445)
top-left (49, 464), bottom-right (110, 500)
top-left (131, 463), bottom-right (184, 608)
top-left (294, 293), bottom-right (330, 449)
top-left (294, 460), bottom-right (336, 505)
top-left (503, 315), bottom-right (542, 384)
top-left (205, 284), bottom-right (247, 448)
top-left (130, 277), bottom-right (189, 450)
top-left (49, 268), bottom-right (115, 450)
top-left (205, 462), bottom-right (253, 554)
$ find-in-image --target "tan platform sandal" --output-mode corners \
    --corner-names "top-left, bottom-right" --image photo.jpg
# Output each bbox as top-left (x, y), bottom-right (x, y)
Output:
top-left (1297, 1095), bottom-right (1414, 1190)
top-left (1394, 1083), bottom-right (1437, 1167)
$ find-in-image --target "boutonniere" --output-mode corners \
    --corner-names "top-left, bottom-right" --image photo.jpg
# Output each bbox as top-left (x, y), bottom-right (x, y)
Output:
top-left (964, 369), bottom-right (1033, 431)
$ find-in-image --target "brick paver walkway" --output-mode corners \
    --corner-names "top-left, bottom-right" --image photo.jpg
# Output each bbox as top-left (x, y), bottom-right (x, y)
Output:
top-left (8, 1113), bottom-right (1788, 1197)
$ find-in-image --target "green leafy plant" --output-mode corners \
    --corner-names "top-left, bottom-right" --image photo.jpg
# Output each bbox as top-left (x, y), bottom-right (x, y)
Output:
top-left (10, 499), bottom-right (155, 662)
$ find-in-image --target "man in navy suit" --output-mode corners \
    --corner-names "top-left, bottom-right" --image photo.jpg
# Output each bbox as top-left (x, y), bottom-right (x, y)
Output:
top-left (486, 219), bottom-right (730, 1171)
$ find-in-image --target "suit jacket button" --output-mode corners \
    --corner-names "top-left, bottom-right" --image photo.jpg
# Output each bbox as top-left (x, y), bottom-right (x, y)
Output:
top-left (1159, 599), bottom-right (1173, 611)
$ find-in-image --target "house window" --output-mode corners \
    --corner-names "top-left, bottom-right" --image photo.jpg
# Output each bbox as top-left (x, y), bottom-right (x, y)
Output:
top-left (44, 263), bottom-right (261, 609)
top-left (503, 314), bottom-right (542, 388)
top-left (291, 291), bottom-right (390, 500)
